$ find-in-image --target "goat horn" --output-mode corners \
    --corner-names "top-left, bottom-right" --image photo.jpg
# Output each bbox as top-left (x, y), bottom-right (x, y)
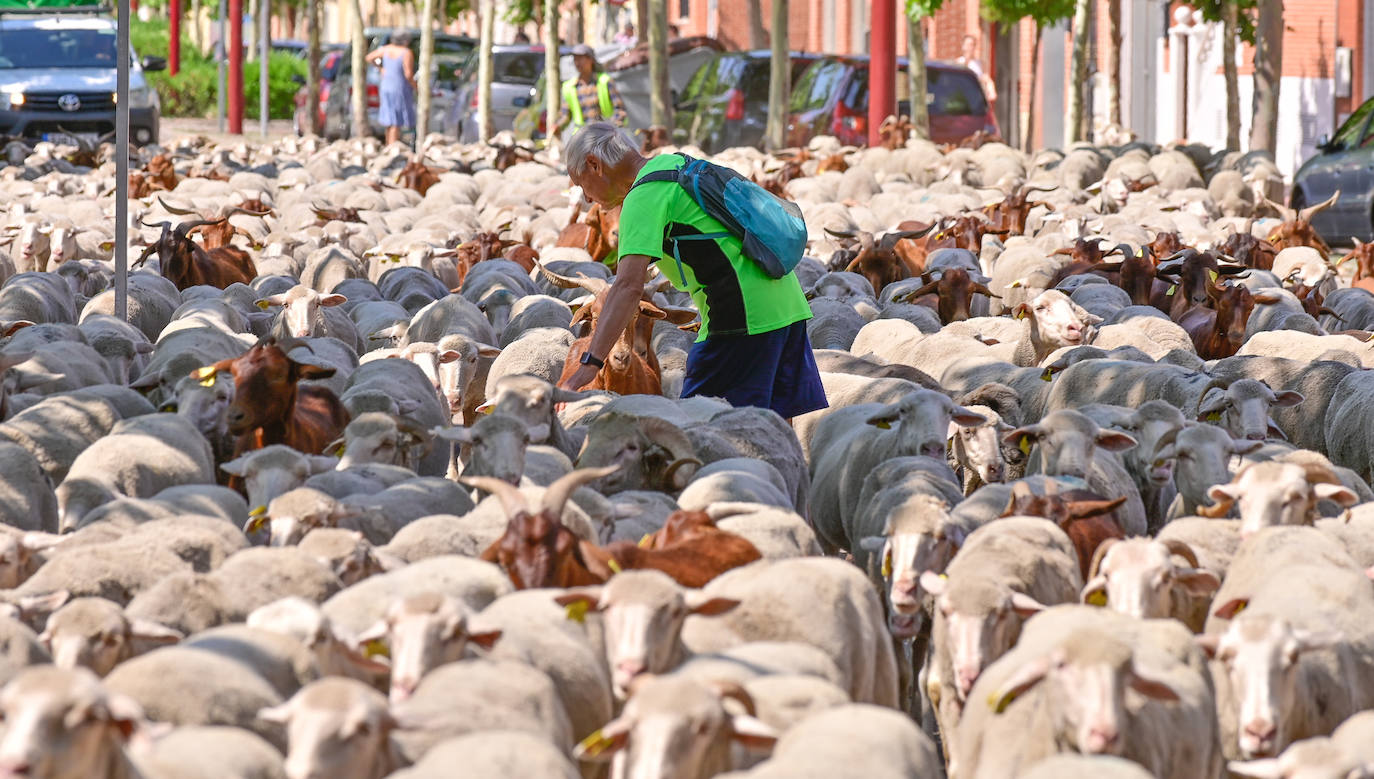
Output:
top-left (706, 680), bottom-right (758, 717)
top-left (1196, 497), bottom-right (1234, 518)
top-left (1298, 190), bottom-right (1341, 223)
top-left (156, 196), bottom-right (200, 216)
top-left (460, 475), bottom-right (530, 518)
top-left (1159, 539), bottom-right (1200, 569)
top-left (536, 263), bottom-right (610, 295)
top-left (538, 465), bottom-right (619, 519)
top-left (1087, 537), bottom-right (1121, 579)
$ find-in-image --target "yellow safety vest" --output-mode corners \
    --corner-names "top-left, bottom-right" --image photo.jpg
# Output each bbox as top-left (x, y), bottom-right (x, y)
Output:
top-left (562, 72), bottom-right (615, 130)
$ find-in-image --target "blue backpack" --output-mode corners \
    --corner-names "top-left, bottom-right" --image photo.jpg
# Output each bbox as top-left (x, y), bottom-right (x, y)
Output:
top-left (630, 154), bottom-right (807, 280)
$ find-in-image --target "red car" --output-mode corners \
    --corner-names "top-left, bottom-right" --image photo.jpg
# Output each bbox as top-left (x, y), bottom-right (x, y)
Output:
top-left (788, 56), bottom-right (998, 147)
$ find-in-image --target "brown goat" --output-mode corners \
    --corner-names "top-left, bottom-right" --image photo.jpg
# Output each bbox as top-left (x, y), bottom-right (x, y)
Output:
top-left (467, 467), bottom-right (621, 589)
top-left (135, 219), bottom-right (257, 291)
top-left (982, 183), bottom-right (1057, 236)
top-left (1178, 282), bottom-right (1256, 360)
top-left (1266, 190), bottom-right (1339, 259)
top-left (827, 226), bottom-right (934, 294)
top-left (894, 267), bottom-right (999, 324)
top-left (594, 510), bottom-right (762, 587)
top-left (555, 201), bottom-right (618, 263)
top-left (397, 159), bottom-right (441, 196)
top-left (157, 197), bottom-right (271, 250)
top-left (1001, 483), bottom-right (1127, 580)
top-left (1339, 239), bottom-right (1374, 293)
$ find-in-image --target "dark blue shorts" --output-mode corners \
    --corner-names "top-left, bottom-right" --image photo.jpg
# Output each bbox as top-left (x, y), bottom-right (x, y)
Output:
top-left (681, 321), bottom-right (829, 419)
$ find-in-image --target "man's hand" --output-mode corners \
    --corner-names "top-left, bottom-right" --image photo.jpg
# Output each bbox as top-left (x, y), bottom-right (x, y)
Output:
top-left (559, 364), bottom-right (600, 393)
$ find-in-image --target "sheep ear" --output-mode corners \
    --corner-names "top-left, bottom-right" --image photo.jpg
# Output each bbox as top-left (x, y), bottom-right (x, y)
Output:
top-left (257, 701), bottom-right (292, 725)
top-left (574, 717), bottom-right (632, 762)
top-left (1009, 592), bottom-right (1048, 617)
top-left (1177, 569), bottom-right (1221, 596)
top-left (1315, 484), bottom-right (1360, 507)
top-left (1195, 633), bottom-right (1221, 659)
top-left (1229, 439), bottom-right (1264, 455)
top-left (467, 629), bottom-right (503, 650)
top-left (1094, 430), bottom-right (1137, 452)
top-left (858, 535), bottom-right (887, 552)
top-left (865, 406), bottom-right (901, 430)
top-left (477, 344), bottom-right (502, 359)
top-left (1080, 578), bottom-right (1108, 607)
top-left (1226, 759), bottom-right (1284, 779)
top-left (730, 713), bottom-right (779, 751)
top-left (918, 570), bottom-right (946, 597)
top-left (1003, 425), bottom-right (1041, 454)
top-left (1272, 390), bottom-right (1303, 407)
top-left (988, 653), bottom-right (1052, 714)
top-left (686, 596), bottom-right (740, 617)
top-left (951, 405), bottom-right (987, 427)
top-left (1212, 598), bottom-right (1249, 620)
top-left (219, 456), bottom-right (250, 476)
top-left (128, 620), bottom-right (184, 649)
top-left (306, 455), bottom-right (339, 474)
top-left (319, 294), bottom-right (347, 307)
top-left (1127, 665), bottom-right (1180, 701)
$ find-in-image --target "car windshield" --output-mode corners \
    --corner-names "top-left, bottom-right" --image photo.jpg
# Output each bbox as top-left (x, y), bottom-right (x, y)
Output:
top-left (1330, 99), bottom-right (1374, 150)
top-left (0, 26), bottom-right (119, 69)
top-left (840, 66), bottom-right (987, 116)
top-left (789, 59), bottom-right (849, 113)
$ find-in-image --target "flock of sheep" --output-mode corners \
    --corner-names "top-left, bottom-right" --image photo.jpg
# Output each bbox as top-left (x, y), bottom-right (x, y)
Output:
top-left (0, 123), bottom-right (1367, 779)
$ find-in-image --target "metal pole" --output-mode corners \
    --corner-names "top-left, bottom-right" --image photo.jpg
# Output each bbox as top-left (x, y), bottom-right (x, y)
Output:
top-left (170, 0), bottom-right (181, 75)
top-left (868, 0), bottom-right (896, 147)
top-left (229, 0), bottom-right (244, 133)
top-left (260, 0), bottom-right (268, 137)
top-left (116, 0), bottom-right (130, 322)
top-left (217, 0), bottom-right (226, 132)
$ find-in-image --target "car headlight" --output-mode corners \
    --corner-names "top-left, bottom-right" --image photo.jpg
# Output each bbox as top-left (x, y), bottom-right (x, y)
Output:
top-left (5, 92), bottom-right (23, 108)
top-left (116, 88), bottom-right (156, 109)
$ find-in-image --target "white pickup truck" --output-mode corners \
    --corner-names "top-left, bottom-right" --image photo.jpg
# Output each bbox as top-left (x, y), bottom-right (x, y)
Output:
top-left (0, 4), bottom-right (164, 146)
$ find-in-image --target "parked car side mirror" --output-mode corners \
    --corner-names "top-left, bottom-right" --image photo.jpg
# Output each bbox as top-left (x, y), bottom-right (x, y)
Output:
top-left (291, 74), bottom-right (308, 86)
top-left (1316, 133), bottom-right (1334, 151)
top-left (141, 55), bottom-right (167, 72)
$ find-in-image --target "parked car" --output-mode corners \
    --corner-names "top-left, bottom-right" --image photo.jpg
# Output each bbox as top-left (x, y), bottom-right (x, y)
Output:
top-left (440, 44), bottom-right (570, 142)
top-left (671, 50), bottom-right (822, 153)
top-left (787, 56), bottom-right (998, 147)
top-left (297, 29), bottom-right (474, 139)
top-left (0, 4), bottom-right (164, 146)
top-left (511, 36), bottom-right (724, 142)
top-left (1292, 96), bottom-right (1374, 244)
top-left (273, 39), bottom-right (344, 60)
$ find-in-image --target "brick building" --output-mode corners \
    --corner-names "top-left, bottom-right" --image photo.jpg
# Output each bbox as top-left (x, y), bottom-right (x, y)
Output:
top-left (665, 0), bottom-right (1368, 175)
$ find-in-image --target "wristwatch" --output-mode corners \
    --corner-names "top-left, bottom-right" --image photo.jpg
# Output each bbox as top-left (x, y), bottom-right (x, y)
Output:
top-left (579, 352), bottom-right (605, 369)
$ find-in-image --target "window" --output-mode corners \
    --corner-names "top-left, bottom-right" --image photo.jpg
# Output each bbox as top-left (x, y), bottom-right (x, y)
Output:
top-left (929, 69), bottom-right (987, 116)
top-left (496, 53), bottom-right (541, 85)
top-left (789, 60), bottom-right (848, 113)
top-left (0, 27), bottom-right (118, 69)
top-left (1332, 98), bottom-right (1374, 150)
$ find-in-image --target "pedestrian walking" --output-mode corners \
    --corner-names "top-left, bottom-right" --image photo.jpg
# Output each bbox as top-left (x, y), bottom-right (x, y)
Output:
top-left (956, 33), bottom-right (997, 104)
top-left (559, 122), bottom-right (827, 420)
top-left (557, 44), bottom-right (627, 138)
top-left (367, 32), bottom-right (417, 146)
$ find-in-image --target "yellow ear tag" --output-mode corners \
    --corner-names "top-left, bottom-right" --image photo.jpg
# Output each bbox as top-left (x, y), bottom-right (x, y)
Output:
top-left (1041, 368), bottom-right (1053, 382)
top-left (989, 689), bottom-right (1019, 714)
top-left (192, 366), bottom-right (217, 380)
top-left (564, 600), bottom-right (590, 624)
top-left (1167, 285), bottom-right (1177, 296)
top-left (1019, 437), bottom-right (1032, 456)
top-left (249, 505), bottom-right (267, 518)
top-left (1205, 412), bottom-right (1222, 422)
top-left (1209, 270), bottom-right (1219, 282)
top-left (1086, 591), bottom-right (1108, 607)
top-left (363, 639), bottom-right (389, 658)
top-left (1014, 309), bottom-right (1027, 320)
top-left (577, 729), bottom-right (615, 758)
top-left (1231, 601), bottom-right (1247, 617)
top-left (198, 373), bottom-right (216, 388)
top-left (246, 515), bottom-right (267, 534)
top-left (255, 299), bottom-right (272, 310)
top-left (881, 552), bottom-right (892, 579)
top-left (607, 558), bottom-right (623, 574)
top-left (873, 420), bottom-right (892, 430)
top-left (638, 533), bottom-right (653, 548)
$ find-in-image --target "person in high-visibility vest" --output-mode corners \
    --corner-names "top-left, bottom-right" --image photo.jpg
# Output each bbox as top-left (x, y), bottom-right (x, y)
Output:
top-left (557, 44), bottom-right (627, 137)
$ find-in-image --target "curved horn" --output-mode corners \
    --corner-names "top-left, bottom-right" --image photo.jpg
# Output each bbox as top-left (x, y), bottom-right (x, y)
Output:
top-left (707, 680), bottom-right (758, 717)
top-left (1087, 537), bottom-right (1121, 579)
top-left (1298, 190), bottom-right (1341, 223)
top-left (156, 196), bottom-right (201, 216)
top-left (1159, 539), bottom-right (1200, 569)
top-left (536, 263), bottom-right (611, 295)
top-left (459, 476), bottom-right (530, 518)
top-left (1196, 496), bottom-right (1234, 519)
top-left (878, 225), bottom-right (935, 253)
top-left (174, 217), bottom-right (227, 238)
top-left (538, 465), bottom-right (620, 519)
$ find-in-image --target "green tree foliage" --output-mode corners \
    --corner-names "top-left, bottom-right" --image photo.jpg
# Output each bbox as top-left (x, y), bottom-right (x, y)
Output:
top-left (1194, 0), bottom-right (1258, 43)
top-left (979, 0), bottom-right (1074, 29)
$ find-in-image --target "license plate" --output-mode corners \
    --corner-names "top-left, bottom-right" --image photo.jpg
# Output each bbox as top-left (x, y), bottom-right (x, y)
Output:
top-left (42, 131), bottom-right (99, 147)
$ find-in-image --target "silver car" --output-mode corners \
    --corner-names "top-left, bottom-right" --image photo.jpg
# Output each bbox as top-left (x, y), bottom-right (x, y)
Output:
top-left (441, 44), bottom-right (567, 142)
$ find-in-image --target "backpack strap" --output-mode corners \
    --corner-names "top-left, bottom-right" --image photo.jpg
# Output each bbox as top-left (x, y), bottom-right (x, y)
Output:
top-left (629, 154), bottom-right (727, 285)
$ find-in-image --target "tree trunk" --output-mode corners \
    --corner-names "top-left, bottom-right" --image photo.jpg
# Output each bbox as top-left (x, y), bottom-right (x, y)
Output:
top-left (636, 0), bottom-right (648, 44)
top-left (190, 0), bottom-right (201, 51)
top-left (307, 0), bottom-right (321, 134)
top-left (1024, 22), bottom-right (1042, 152)
top-left (648, 0), bottom-right (670, 126)
top-left (476, 0), bottom-right (495, 142)
top-left (246, 0), bottom-right (257, 62)
top-left (1105, 0), bottom-right (1121, 127)
top-left (349, 0), bottom-right (368, 140)
top-left (748, 0), bottom-right (767, 49)
top-left (545, 0), bottom-right (560, 144)
top-left (908, 14), bottom-right (929, 140)
top-left (416, 0), bottom-right (436, 149)
top-left (1249, 0), bottom-right (1282, 154)
top-left (765, 0), bottom-right (788, 149)
top-left (1067, 0), bottom-right (1091, 143)
top-left (1223, 0), bottom-right (1240, 149)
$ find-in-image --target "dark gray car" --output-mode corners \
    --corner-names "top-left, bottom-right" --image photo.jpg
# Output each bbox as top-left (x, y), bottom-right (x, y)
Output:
top-left (1293, 96), bottom-right (1374, 244)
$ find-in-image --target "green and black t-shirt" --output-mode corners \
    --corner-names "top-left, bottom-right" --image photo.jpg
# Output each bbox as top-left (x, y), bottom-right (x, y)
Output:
top-left (617, 154), bottom-right (812, 342)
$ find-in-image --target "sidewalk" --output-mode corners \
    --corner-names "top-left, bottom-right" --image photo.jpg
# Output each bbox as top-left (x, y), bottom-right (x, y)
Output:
top-left (160, 116), bottom-right (297, 145)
